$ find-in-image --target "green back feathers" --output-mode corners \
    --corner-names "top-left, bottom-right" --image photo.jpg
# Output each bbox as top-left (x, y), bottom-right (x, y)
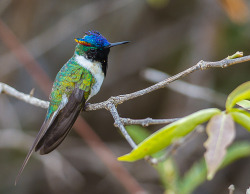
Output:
top-left (46, 59), bottom-right (95, 119)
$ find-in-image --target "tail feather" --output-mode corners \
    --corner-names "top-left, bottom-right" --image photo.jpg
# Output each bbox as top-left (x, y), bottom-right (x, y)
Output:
top-left (15, 112), bottom-right (58, 185)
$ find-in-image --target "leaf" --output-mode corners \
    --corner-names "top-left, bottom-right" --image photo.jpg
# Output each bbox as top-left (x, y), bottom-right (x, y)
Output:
top-left (126, 125), bottom-right (166, 159)
top-left (226, 81), bottom-right (250, 111)
top-left (220, 141), bottom-right (250, 168)
top-left (230, 110), bottom-right (250, 132)
top-left (160, 158), bottom-right (179, 193)
top-left (204, 113), bottom-right (235, 180)
top-left (126, 126), bottom-right (179, 190)
top-left (179, 141), bottom-right (250, 194)
top-left (236, 100), bottom-right (250, 110)
top-left (118, 108), bottom-right (221, 162)
top-left (125, 125), bottom-right (151, 145)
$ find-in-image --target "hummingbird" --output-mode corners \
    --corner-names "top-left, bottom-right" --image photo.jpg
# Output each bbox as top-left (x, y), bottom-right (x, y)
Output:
top-left (16, 31), bottom-right (129, 183)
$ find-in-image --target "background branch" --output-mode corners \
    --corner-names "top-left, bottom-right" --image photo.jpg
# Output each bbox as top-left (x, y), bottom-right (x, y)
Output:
top-left (140, 68), bottom-right (226, 107)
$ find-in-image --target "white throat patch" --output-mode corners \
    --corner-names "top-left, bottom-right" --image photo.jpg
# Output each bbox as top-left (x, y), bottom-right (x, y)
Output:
top-left (75, 55), bottom-right (104, 101)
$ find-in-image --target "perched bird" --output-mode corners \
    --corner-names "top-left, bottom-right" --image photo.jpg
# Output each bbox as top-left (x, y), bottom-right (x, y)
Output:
top-left (16, 31), bottom-right (129, 183)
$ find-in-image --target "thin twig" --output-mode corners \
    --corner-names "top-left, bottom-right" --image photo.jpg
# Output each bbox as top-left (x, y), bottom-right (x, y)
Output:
top-left (120, 117), bottom-right (179, 127)
top-left (107, 103), bottom-right (137, 148)
top-left (0, 82), bottom-right (49, 108)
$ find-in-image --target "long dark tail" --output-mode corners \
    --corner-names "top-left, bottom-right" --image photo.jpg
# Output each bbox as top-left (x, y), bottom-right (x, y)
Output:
top-left (35, 88), bottom-right (85, 154)
top-left (15, 88), bottom-right (85, 185)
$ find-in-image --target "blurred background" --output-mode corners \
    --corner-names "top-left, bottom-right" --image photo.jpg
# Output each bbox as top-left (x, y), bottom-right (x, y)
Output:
top-left (0, 0), bottom-right (250, 193)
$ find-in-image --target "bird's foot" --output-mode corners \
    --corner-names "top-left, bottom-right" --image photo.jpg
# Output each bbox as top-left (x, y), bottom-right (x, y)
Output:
top-left (83, 103), bottom-right (91, 112)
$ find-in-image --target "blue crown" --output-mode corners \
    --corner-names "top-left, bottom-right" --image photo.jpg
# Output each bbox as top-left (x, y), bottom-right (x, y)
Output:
top-left (81, 31), bottom-right (110, 48)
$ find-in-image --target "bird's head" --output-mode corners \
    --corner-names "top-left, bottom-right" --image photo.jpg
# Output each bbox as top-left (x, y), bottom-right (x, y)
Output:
top-left (74, 31), bottom-right (129, 75)
top-left (74, 31), bottom-right (129, 61)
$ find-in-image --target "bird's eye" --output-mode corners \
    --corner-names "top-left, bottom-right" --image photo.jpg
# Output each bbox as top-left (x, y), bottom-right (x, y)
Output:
top-left (90, 48), bottom-right (95, 52)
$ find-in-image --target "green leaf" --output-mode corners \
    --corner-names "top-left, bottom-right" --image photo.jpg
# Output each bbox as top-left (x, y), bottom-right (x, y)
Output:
top-left (230, 110), bottom-right (250, 132)
top-left (179, 141), bottom-right (250, 194)
top-left (204, 113), bottom-right (235, 180)
top-left (126, 125), bottom-right (165, 157)
top-left (178, 159), bottom-right (207, 194)
top-left (226, 81), bottom-right (250, 111)
top-left (160, 158), bottom-right (179, 193)
top-left (237, 100), bottom-right (250, 110)
top-left (220, 141), bottom-right (250, 168)
top-left (126, 125), bottom-right (179, 189)
top-left (125, 125), bottom-right (151, 145)
top-left (118, 108), bottom-right (221, 162)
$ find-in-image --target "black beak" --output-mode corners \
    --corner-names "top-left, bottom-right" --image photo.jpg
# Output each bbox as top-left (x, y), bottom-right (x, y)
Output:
top-left (107, 41), bottom-right (130, 48)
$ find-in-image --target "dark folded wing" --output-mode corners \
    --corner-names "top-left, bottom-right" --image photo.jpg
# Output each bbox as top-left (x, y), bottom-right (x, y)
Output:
top-left (15, 88), bottom-right (85, 185)
top-left (35, 88), bottom-right (85, 154)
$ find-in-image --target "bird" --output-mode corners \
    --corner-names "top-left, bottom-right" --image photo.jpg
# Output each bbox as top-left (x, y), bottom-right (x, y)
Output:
top-left (15, 31), bottom-right (129, 184)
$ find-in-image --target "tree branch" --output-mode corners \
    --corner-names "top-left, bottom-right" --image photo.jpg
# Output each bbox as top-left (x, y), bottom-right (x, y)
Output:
top-left (0, 82), bottom-right (49, 108)
top-left (107, 103), bottom-right (137, 148)
top-left (85, 53), bottom-right (250, 111)
top-left (120, 117), bottom-right (179, 127)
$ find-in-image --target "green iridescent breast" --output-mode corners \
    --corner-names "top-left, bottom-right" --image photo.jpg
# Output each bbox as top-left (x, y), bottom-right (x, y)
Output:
top-left (46, 58), bottom-right (95, 119)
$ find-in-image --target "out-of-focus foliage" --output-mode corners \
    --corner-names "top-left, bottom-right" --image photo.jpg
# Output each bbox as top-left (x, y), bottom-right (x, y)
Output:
top-left (126, 125), bottom-right (250, 193)
top-left (237, 100), bottom-right (250, 110)
top-left (226, 81), bottom-right (250, 111)
top-left (179, 141), bottom-right (250, 194)
top-left (204, 113), bottom-right (235, 180)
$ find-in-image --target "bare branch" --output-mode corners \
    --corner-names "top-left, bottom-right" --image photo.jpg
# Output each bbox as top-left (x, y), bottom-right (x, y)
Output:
top-left (0, 82), bottom-right (49, 109)
top-left (121, 117), bottom-right (179, 127)
top-left (107, 103), bottom-right (137, 148)
top-left (86, 53), bottom-right (250, 111)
